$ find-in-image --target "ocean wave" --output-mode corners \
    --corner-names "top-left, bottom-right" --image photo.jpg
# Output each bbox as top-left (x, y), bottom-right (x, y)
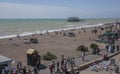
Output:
top-left (0, 23), bottom-right (104, 39)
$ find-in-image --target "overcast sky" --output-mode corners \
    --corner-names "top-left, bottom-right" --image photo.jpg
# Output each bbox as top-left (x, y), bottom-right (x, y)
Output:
top-left (0, 0), bottom-right (120, 18)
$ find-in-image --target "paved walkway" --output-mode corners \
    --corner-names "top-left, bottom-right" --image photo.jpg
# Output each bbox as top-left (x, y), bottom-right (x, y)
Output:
top-left (40, 52), bottom-right (117, 74)
top-left (40, 39), bottom-right (120, 74)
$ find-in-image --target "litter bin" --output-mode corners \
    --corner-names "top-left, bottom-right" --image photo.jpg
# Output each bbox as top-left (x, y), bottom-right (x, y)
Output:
top-left (111, 59), bottom-right (115, 65)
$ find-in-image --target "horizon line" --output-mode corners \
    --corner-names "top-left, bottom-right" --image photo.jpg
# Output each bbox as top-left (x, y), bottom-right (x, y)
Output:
top-left (0, 17), bottom-right (120, 19)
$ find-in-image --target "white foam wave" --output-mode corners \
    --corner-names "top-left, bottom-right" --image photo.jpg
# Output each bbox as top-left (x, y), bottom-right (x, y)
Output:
top-left (0, 34), bottom-right (17, 39)
top-left (0, 23), bottom-right (104, 39)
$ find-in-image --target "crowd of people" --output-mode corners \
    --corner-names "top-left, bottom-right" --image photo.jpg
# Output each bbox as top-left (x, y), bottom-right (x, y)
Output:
top-left (49, 57), bottom-right (76, 74)
top-left (106, 44), bottom-right (119, 53)
top-left (1, 61), bottom-right (40, 74)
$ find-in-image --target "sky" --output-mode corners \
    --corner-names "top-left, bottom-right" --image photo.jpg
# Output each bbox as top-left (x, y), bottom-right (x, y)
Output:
top-left (0, 0), bottom-right (120, 18)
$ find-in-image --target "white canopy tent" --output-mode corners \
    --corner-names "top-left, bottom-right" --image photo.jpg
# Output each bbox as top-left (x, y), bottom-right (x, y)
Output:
top-left (0, 55), bottom-right (12, 65)
top-left (0, 55), bottom-right (12, 74)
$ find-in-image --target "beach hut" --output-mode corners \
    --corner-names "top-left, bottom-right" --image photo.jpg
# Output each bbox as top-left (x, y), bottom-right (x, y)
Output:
top-left (26, 49), bottom-right (41, 66)
top-left (0, 55), bottom-right (12, 74)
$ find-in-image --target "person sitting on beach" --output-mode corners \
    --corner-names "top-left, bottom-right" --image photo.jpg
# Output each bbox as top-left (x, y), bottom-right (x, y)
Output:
top-left (103, 54), bottom-right (109, 61)
top-left (12, 40), bottom-right (19, 46)
top-left (54, 31), bottom-right (58, 35)
top-left (22, 66), bottom-right (27, 74)
top-left (89, 63), bottom-right (99, 71)
top-left (12, 67), bottom-right (18, 74)
top-left (9, 38), bottom-right (12, 40)
top-left (23, 39), bottom-right (30, 44)
top-left (63, 32), bottom-right (66, 36)
top-left (31, 67), bottom-right (37, 74)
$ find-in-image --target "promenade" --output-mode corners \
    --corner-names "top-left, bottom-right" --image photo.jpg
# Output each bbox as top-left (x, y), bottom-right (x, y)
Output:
top-left (40, 39), bottom-right (120, 74)
top-left (80, 49), bottom-right (120, 74)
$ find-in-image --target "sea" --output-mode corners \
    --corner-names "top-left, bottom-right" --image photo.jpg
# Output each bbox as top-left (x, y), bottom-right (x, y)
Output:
top-left (0, 18), bottom-right (119, 39)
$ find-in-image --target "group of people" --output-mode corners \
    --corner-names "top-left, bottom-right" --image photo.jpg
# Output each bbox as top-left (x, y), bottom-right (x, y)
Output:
top-left (0, 61), bottom-right (40, 74)
top-left (106, 44), bottom-right (119, 53)
top-left (48, 50), bottom-right (89, 74)
top-left (49, 57), bottom-right (76, 74)
top-left (89, 59), bottom-right (111, 72)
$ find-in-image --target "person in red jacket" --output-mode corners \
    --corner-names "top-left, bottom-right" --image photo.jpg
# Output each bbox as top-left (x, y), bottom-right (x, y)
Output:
top-left (49, 64), bottom-right (53, 74)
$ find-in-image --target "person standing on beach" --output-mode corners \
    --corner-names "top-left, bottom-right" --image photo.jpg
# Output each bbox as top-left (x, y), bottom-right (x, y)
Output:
top-left (17, 62), bottom-right (20, 72)
top-left (72, 57), bottom-right (76, 67)
top-left (17, 34), bottom-right (20, 39)
top-left (105, 45), bottom-right (109, 52)
top-left (96, 48), bottom-right (100, 55)
top-left (116, 45), bottom-right (119, 51)
top-left (81, 52), bottom-right (85, 61)
top-left (60, 52), bottom-right (64, 60)
top-left (46, 30), bottom-right (49, 35)
top-left (52, 61), bottom-right (55, 73)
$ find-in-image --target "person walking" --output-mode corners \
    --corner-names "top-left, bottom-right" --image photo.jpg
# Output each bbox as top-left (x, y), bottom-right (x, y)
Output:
top-left (52, 61), bottom-right (55, 73)
top-left (61, 59), bottom-right (64, 66)
top-left (61, 65), bottom-right (64, 74)
top-left (72, 58), bottom-right (76, 67)
top-left (49, 64), bottom-right (53, 74)
top-left (56, 61), bottom-right (60, 73)
top-left (27, 69), bottom-right (31, 74)
top-left (67, 57), bottom-right (70, 67)
top-left (23, 66), bottom-right (27, 74)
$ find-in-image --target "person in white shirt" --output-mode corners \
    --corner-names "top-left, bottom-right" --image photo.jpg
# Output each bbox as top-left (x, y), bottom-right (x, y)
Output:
top-left (81, 52), bottom-right (85, 61)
